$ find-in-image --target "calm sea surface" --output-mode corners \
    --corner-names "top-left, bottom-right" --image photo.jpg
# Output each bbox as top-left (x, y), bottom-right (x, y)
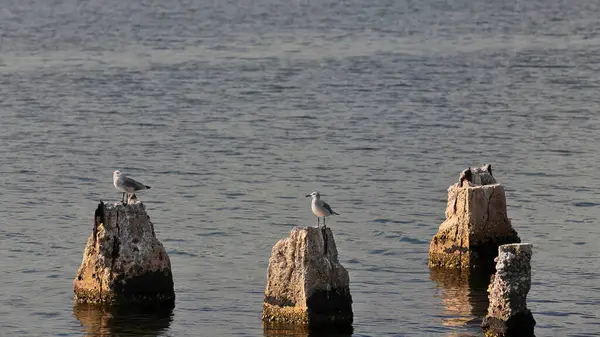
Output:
top-left (1, 0), bottom-right (600, 336)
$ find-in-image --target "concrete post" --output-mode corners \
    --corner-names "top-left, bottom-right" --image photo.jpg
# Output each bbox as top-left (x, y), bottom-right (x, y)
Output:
top-left (482, 243), bottom-right (535, 337)
top-left (74, 201), bottom-right (175, 305)
top-left (429, 164), bottom-right (521, 269)
top-left (262, 226), bottom-right (353, 329)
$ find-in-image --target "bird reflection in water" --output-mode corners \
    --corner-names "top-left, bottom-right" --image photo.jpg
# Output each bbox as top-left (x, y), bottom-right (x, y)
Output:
top-left (263, 322), bottom-right (353, 337)
top-left (73, 303), bottom-right (174, 337)
top-left (430, 267), bottom-right (492, 335)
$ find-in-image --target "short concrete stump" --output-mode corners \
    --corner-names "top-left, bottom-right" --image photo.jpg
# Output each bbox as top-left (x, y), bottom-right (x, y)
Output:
top-left (262, 226), bottom-right (353, 329)
top-left (429, 164), bottom-right (521, 269)
top-left (73, 201), bottom-right (175, 305)
top-left (482, 243), bottom-right (535, 337)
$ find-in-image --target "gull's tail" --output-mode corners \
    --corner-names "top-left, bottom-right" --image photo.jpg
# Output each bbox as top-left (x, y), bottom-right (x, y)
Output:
top-left (334, 211), bottom-right (340, 215)
top-left (145, 185), bottom-right (151, 189)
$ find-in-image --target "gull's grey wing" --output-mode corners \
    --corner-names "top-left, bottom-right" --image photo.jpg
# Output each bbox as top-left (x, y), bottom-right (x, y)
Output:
top-left (322, 202), bottom-right (339, 215)
top-left (122, 176), bottom-right (150, 191)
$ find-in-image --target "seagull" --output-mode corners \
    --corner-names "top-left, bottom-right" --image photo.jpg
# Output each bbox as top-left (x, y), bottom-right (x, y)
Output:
top-left (113, 170), bottom-right (151, 205)
top-left (305, 191), bottom-right (339, 227)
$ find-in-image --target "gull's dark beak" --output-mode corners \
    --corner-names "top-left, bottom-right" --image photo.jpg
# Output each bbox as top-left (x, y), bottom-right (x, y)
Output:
top-left (305, 195), bottom-right (311, 198)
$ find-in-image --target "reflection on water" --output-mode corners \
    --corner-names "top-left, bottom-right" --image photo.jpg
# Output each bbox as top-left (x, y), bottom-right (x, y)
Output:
top-left (73, 303), bottom-right (174, 337)
top-left (430, 267), bottom-right (492, 332)
top-left (263, 322), bottom-right (353, 337)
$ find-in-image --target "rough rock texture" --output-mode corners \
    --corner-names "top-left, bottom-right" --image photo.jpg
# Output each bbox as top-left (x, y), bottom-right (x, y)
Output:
top-left (429, 165), bottom-right (520, 269)
top-left (482, 243), bottom-right (535, 337)
top-left (262, 226), bottom-right (353, 328)
top-left (74, 201), bottom-right (175, 305)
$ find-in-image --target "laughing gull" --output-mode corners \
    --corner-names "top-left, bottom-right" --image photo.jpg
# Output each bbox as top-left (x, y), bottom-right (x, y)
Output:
top-left (113, 170), bottom-right (151, 205)
top-left (306, 191), bottom-right (339, 227)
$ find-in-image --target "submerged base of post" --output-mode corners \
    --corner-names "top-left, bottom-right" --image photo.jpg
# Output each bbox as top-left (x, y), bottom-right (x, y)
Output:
top-left (429, 266), bottom-right (492, 325)
top-left (482, 311), bottom-right (535, 337)
top-left (262, 226), bottom-right (353, 329)
top-left (262, 286), bottom-right (353, 327)
top-left (263, 321), bottom-right (353, 336)
top-left (73, 302), bottom-right (174, 336)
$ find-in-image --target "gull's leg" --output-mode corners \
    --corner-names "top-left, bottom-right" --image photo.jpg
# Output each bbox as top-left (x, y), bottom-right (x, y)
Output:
top-left (323, 217), bottom-right (326, 228)
top-left (121, 192), bottom-right (125, 203)
top-left (317, 217), bottom-right (320, 227)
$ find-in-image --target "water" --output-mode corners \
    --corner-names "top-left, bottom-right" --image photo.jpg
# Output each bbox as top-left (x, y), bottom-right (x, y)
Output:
top-left (0, 0), bottom-right (599, 335)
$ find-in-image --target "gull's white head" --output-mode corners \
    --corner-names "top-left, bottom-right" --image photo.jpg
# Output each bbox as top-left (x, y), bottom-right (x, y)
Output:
top-left (113, 170), bottom-right (121, 180)
top-left (305, 191), bottom-right (320, 199)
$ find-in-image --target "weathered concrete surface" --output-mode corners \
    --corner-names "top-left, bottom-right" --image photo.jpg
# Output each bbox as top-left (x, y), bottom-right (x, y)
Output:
top-left (262, 226), bottom-right (353, 328)
top-left (429, 165), bottom-right (520, 269)
top-left (482, 243), bottom-right (535, 337)
top-left (74, 201), bottom-right (175, 305)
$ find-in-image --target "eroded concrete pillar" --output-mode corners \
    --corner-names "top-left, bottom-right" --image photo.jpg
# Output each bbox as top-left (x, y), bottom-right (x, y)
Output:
top-left (262, 226), bottom-right (353, 329)
top-left (482, 243), bottom-right (535, 337)
top-left (429, 164), bottom-right (521, 269)
top-left (73, 201), bottom-right (175, 305)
